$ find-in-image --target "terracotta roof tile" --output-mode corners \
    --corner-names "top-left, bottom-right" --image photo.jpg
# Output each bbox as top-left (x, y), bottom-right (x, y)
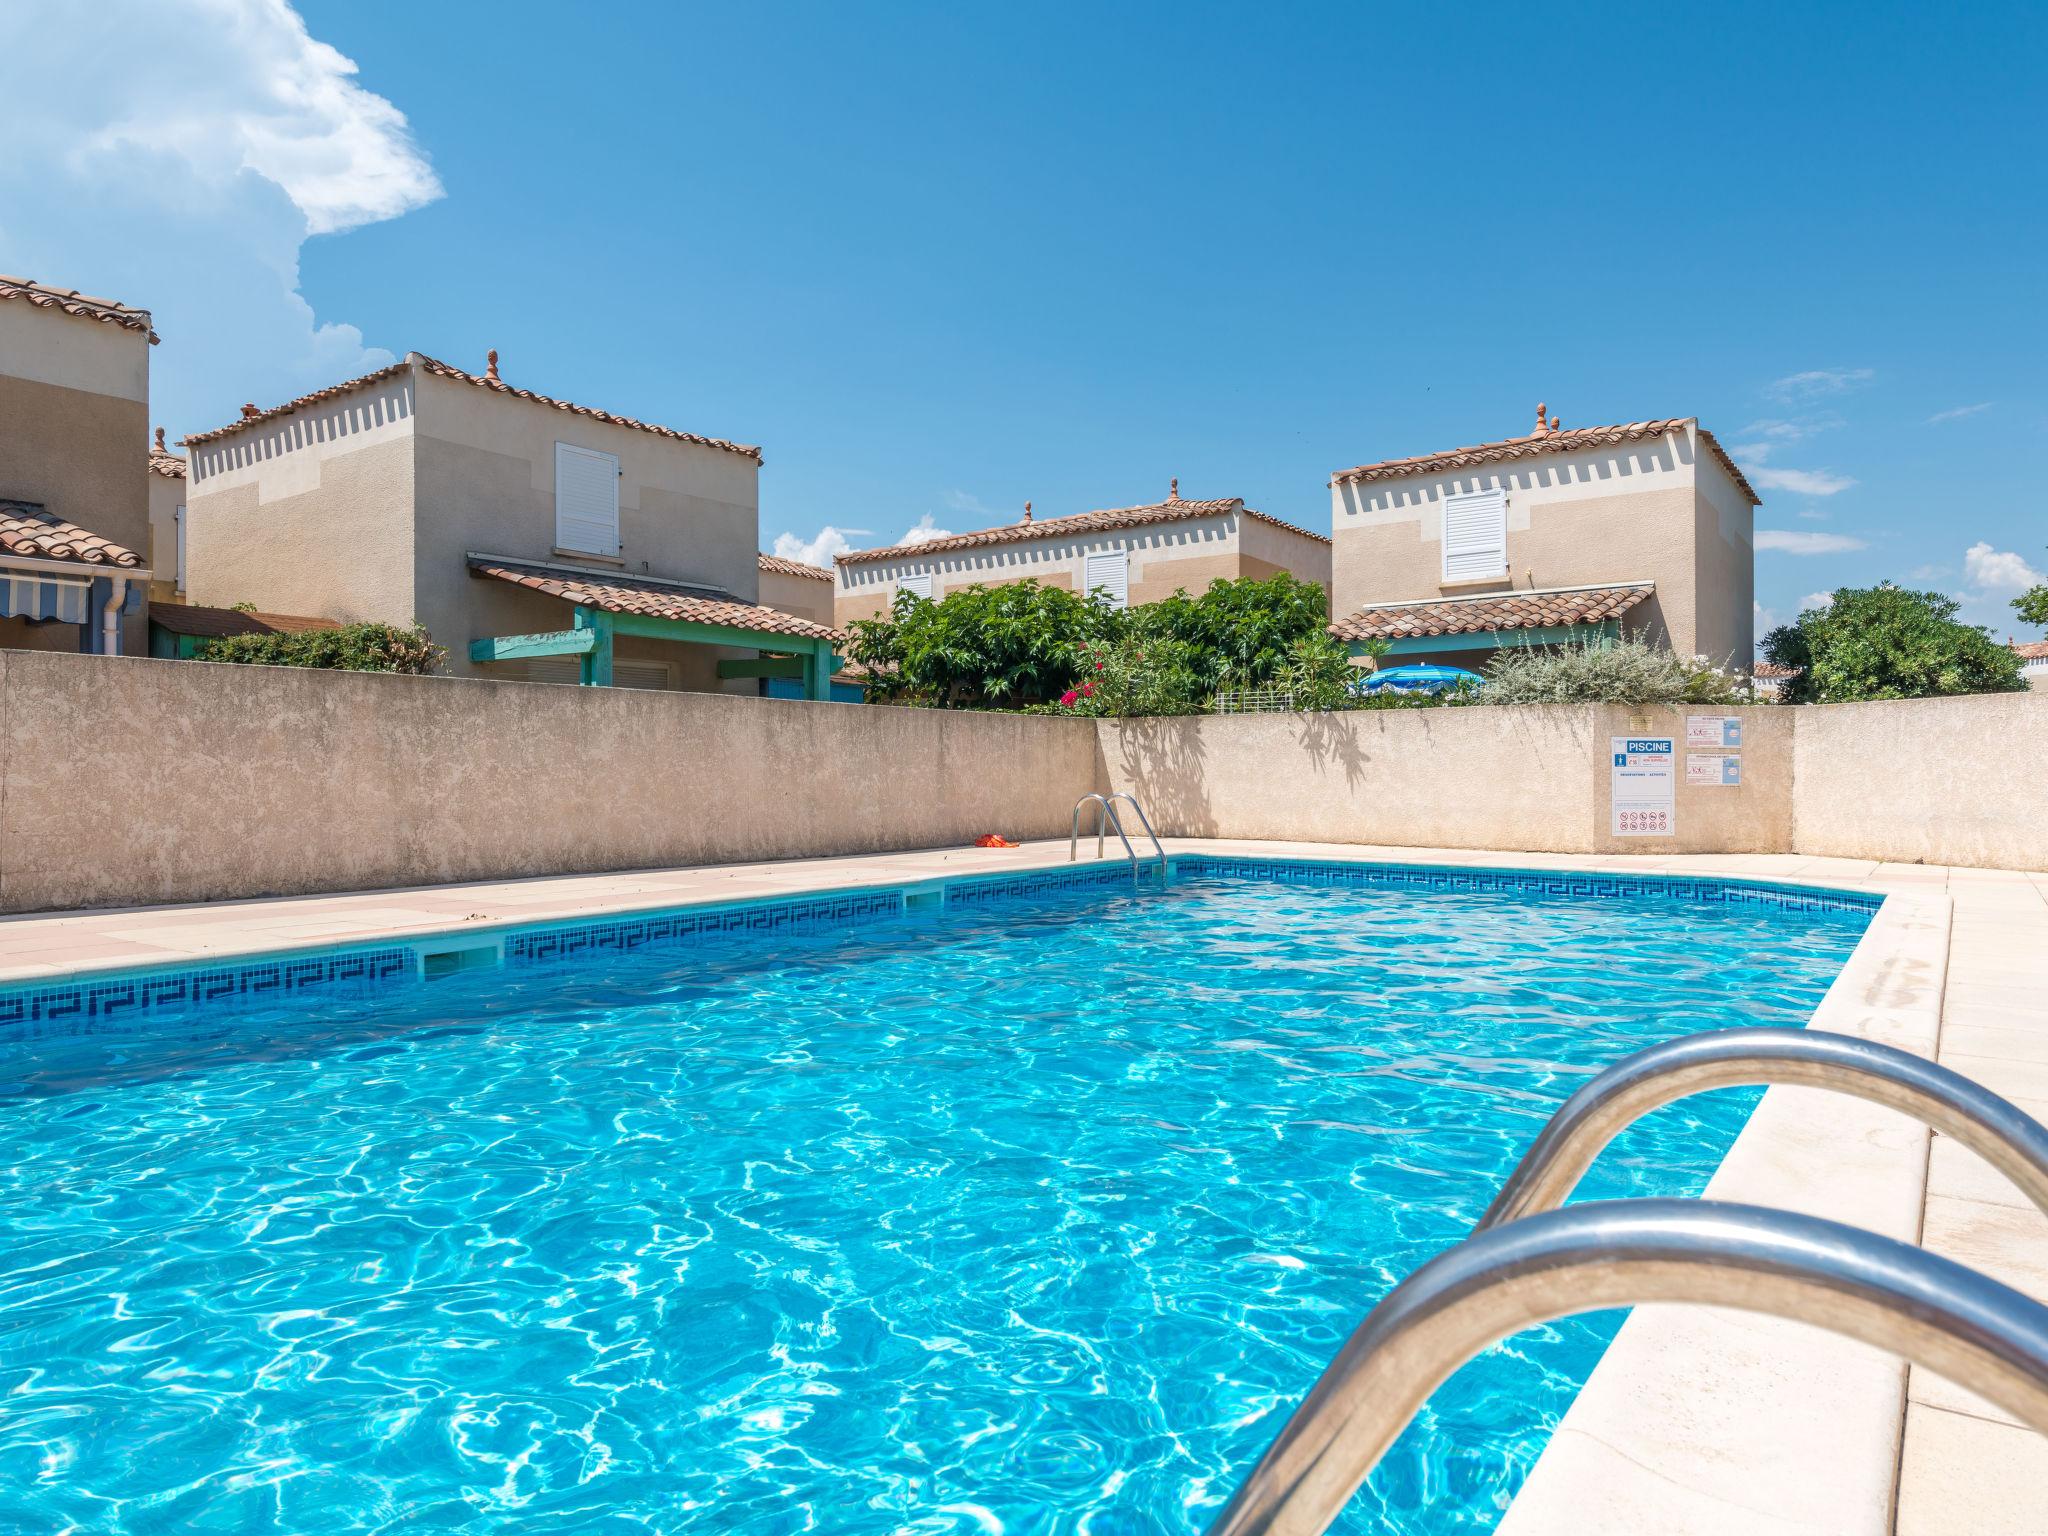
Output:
top-left (149, 603), bottom-right (340, 639)
top-left (1332, 418), bottom-right (1759, 506)
top-left (468, 556), bottom-right (838, 641)
top-left (1329, 582), bottom-right (1654, 642)
top-left (2012, 641), bottom-right (2048, 662)
top-left (183, 355), bottom-right (763, 463)
top-left (836, 495), bottom-right (1328, 567)
top-left (148, 428), bottom-right (186, 479)
top-left (0, 500), bottom-right (145, 569)
top-left (758, 552), bottom-right (833, 581)
top-left (0, 275), bottom-right (158, 343)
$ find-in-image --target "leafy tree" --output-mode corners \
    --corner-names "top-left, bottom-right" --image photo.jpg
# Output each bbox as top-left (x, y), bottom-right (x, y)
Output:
top-left (1761, 583), bottom-right (2024, 703)
top-left (196, 622), bottom-right (444, 674)
top-left (2014, 552), bottom-right (2048, 629)
top-left (1133, 572), bottom-right (1332, 693)
top-left (1054, 633), bottom-right (1202, 717)
top-left (843, 581), bottom-right (1120, 708)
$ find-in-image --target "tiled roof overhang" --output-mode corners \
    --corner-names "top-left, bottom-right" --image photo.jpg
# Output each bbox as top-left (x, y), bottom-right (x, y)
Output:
top-left (1332, 420), bottom-right (1760, 506)
top-left (468, 555), bottom-right (839, 641)
top-left (1329, 582), bottom-right (1654, 642)
top-left (836, 496), bottom-right (1329, 567)
top-left (0, 275), bottom-right (158, 343)
top-left (0, 501), bottom-right (145, 568)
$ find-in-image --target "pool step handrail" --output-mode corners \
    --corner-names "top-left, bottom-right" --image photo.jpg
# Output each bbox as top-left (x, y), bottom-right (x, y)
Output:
top-left (1069, 793), bottom-right (1167, 879)
top-left (1203, 1198), bottom-right (2048, 1536)
top-left (1475, 1027), bottom-right (2048, 1232)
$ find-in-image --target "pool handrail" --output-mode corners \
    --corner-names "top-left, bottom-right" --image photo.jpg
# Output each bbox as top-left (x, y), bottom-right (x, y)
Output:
top-left (1475, 1027), bottom-right (2048, 1232)
top-left (1069, 793), bottom-right (1165, 879)
top-left (1203, 1198), bottom-right (2048, 1536)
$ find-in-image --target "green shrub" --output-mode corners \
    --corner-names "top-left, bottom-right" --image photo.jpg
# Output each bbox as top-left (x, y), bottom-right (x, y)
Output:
top-left (1134, 572), bottom-right (1333, 694)
top-left (843, 581), bottom-right (1121, 708)
top-left (1054, 633), bottom-right (1201, 717)
top-left (1476, 637), bottom-right (1742, 706)
top-left (1763, 584), bottom-right (2024, 703)
top-left (196, 622), bottom-right (445, 675)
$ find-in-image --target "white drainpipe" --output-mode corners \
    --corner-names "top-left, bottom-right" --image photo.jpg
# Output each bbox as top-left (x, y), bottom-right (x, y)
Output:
top-left (101, 575), bottom-right (128, 656)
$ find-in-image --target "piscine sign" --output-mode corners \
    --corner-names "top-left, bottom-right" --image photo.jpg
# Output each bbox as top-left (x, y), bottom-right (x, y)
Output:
top-left (1610, 737), bottom-right (1675, 837)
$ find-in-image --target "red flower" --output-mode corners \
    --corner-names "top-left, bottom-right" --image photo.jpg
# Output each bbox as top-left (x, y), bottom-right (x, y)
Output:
top-left (1095, 662), bottom-right (1104, 671)
top-left (1081, 681), bottom-right (1095, 697)
top-left (1059, 689), bottom-right (1080, 706)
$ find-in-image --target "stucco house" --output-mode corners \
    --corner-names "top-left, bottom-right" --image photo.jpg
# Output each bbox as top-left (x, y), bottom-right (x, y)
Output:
top-left (147, 426), bottom-right (188, 603)
top-left (1326, 406), bottom-right (1758, 671)
top-left (180, 351), bottom-right (841, 697)
top-left (2015, 640), bottom-right (2048, 691)
top-left (833, 484), bottom-right (1332, 626)
top-left (0, 276), bottom-right (157, 655)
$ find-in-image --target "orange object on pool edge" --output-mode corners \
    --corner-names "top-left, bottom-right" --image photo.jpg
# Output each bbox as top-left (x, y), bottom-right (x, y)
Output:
top-left (973, 834), bottom-right (1021, 848)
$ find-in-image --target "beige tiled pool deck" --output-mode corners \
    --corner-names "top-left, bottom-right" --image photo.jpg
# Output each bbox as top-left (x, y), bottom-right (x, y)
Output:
top-left (4, 837), bottom-right (2044, 1534)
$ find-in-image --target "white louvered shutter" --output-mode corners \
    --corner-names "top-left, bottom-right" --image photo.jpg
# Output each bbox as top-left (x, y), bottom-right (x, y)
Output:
top-left (1441, 488), bottom-right (1507, 582)
top-left (1083, 548), bottom-right (1129, 609)
top-left (555, 442), bottom-right (620, 555)
top-left (896, 571), bottom-right (934, 602)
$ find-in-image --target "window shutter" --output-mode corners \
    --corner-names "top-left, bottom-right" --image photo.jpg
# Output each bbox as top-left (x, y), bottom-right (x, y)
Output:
top-left (1084, 548), bottom-right (1130, 609)
top-left (555, 442), bottom-right (620, 555)
top-left (1441, 488), bottom-right (1507, 582)
top-left (896, 571), bottom-right (934, 601)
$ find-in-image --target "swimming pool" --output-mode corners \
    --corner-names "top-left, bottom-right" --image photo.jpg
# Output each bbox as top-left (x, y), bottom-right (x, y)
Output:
top-left (0, 859), bottom-right (1874, 1534)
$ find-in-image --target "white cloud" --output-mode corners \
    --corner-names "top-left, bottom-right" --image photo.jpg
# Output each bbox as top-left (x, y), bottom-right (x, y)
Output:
top-left (897, 514), bottom-right (955, 546)
top-left (1766, 368), bottom-right (1874, 402)
top-left (1796, 509), bottom-right (1829, 521)
top-left (943, 490), bottom-right (1003, 519)
top-left (1756, 530), bottom-right (1869, 555)
top-left (1, 0), bottom-right (441, 436)
top-left (773, 525), bottom-right (872, 568)
top-left (1740, 414), bottom-right (1843, 444)
top-left (1963, 542), bottom-right (2046, 595)
top-left (1748, 467), bottom-right (1857, 497)
top-left (1928, 402), bottom-right (1992, 424)
top-left (1753, 600), bottom-right (1778, 642)
top-left (1800, 591), bottom-right (1835, 611)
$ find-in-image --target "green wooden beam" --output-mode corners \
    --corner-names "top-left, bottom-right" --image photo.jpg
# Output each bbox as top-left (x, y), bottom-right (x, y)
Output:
top-left (574, 607), bottom-right (615, 686)
top-left (803, 637), bottom-right (836, 701)
top-left (716, 655), bottom-right (807, 680)
top-left (469, 628), bottom-right (599, 664)
top-left (1354, 621), bottom-right (1619, 658)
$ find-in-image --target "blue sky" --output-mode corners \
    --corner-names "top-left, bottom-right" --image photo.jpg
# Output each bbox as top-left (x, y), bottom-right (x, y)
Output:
top-left (6, 0), bottom-right (2043, 641)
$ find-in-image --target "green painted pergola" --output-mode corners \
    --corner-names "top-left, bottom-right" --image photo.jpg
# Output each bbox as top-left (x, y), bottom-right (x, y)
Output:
top-left (1348, 620), bottom-right (1622, 659)
top-left (465, 556), bottom-right (843, 699)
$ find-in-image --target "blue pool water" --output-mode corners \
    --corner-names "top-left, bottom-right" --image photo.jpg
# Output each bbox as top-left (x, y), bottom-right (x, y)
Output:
top-left (0, 866), bottom-right (1871, 1535)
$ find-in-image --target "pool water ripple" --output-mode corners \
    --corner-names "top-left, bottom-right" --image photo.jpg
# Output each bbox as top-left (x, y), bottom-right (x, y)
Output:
top-left (0, 873), bottom-right (1867, 1534)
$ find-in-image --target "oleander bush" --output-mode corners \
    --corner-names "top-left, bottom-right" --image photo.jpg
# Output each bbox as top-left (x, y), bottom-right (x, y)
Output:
top-left (1763, 584), bottom-right (2025, 703)
top-left (196, 622), bottom-right (446, 675)
top-left (1475, 637), bottom-right (1743, 706)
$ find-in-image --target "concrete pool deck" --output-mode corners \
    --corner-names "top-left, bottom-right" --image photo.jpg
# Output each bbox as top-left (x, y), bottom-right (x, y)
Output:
top-left (2, 838), bottom-right (2043, 1534)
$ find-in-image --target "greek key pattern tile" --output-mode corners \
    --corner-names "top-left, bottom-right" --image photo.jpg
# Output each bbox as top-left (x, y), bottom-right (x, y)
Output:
top-left (0, 947), bottom-right (413, 1039)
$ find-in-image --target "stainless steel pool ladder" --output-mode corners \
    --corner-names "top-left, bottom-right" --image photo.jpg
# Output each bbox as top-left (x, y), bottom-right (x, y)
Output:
top-left (1206, 1028), bottom-right (2048, 1536)
top-left (1070, 792), bottom-right (1167, 879)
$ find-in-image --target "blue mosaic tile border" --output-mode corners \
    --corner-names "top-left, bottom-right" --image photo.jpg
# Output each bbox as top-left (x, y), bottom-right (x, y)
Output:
top-left (1177, 856), bottom-right (1883, 917)
top-left (502, 887), bottom-right (903, 967)
top-left (0, 854), bottom-right (1879, 1040)
top-left (943, 860), bottom-right (1147, 906)
top-left (0, 946), bottom-right (413, 1040)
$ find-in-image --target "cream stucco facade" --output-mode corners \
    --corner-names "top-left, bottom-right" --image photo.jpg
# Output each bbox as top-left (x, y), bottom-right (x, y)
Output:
top-left (183, 356), bottom-right (776, 692)
top-left (0, 290), bottom-right (153, 655)
top-left (1330, 421), bottom-right (1756, 667)
top-left (834, 503), bottom-right (1332, 626)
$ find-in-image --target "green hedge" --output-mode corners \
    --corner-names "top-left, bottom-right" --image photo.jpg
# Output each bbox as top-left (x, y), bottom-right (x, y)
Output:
top-left (196, 623), bottom-right (445, 675)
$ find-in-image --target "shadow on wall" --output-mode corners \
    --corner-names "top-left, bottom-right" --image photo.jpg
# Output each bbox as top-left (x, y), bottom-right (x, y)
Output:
top-left (1105, 717), bottom-right (1215, 836)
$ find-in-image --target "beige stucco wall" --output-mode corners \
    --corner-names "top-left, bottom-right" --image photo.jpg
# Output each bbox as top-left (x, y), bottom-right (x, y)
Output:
top-left (834, 511), bottom-right (1331, 626)
top-left (0, 300), bottom-right (153, 653)
top-left (185, 373), bottom-right (418, 623)
top-left (1329, 426), bottom-right (1754, 665)
top-left (1097, 705), bottom-right (1795, 855)
top-left (756, 566), bottom-right (835, 627)
top-left (1792, 692), bottom-right (2048, 870)
top-left (146, 470), bottom-right (185, 600)
top-left (0, 652), bottom-right (1103, 912)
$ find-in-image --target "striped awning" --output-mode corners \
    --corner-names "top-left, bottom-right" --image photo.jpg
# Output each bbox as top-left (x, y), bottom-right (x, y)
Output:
top-left (0, 571), bottom-right (93, 623)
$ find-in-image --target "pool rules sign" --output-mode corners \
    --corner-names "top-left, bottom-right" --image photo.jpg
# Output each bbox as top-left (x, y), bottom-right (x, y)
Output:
top-left (1610, 737), bottom-right (1676, 836)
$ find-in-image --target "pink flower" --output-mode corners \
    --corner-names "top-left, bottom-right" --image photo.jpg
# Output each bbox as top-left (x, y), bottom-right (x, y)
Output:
top-left (1095, 662), bottom-right (1104, 671)
top-left (1081, 681), bottom-right (1095, 697)
top-left (1059, 690), bottom-right (1080, 706)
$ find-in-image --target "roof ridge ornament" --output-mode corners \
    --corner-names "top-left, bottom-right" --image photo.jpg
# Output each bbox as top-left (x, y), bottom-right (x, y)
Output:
top-left (1169, 477), bottom-right (1180, 501)
top-left (1020, 501), bottom-right (1032, 524)
top-left (485, 349), bottom-right (500, 383)
top-left (153, 426), bottom-right (166, 451)
top-left (1531, 402), bottom-right (1549, 439)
